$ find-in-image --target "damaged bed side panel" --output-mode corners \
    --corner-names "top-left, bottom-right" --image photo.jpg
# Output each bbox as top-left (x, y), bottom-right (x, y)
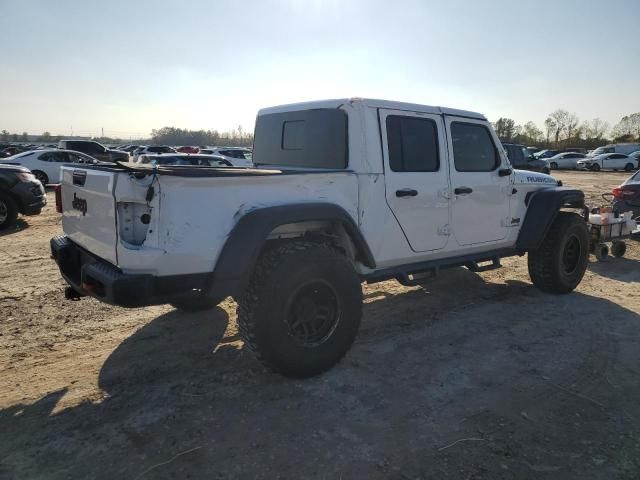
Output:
top-left (142, 172), bottom-right (359, 277)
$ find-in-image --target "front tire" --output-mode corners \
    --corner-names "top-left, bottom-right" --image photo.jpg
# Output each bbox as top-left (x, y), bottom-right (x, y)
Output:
top-left (237, 241), bottom-right (363, 378)
top-left (611, 241), bottom-right (626, 258)
top-left (591, 164), bottom-right (601, 172)
top-left (550, 162), bottom-right (558, 170)
top-left (32, 170), bottom-right (49, 186)
top-left (0, 192), bottom-right (19, 229)
top-left (624, 163), bottom-right (634, 172)
top-left (527, 212), bottom-right (589, 294)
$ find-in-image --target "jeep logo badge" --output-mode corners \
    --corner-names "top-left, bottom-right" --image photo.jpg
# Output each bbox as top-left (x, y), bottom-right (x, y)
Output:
top-left (72, 193), bottom-right (88, 216)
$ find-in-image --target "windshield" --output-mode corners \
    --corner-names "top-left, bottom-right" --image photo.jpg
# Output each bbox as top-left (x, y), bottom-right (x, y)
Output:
top-left (590, 146), bottom-right (613, 156)
top-left (8, 151), bottom-right (36, 159)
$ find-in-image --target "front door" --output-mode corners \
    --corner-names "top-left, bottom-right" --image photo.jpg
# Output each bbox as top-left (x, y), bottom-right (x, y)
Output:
top-left (445, 117), bottom-right (511, 246)
top-left (380, 109), bottom-right (450, 252)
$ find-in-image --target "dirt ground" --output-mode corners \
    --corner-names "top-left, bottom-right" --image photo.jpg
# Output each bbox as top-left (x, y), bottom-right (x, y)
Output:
top-left (1, 171), bottom-right (639, 479)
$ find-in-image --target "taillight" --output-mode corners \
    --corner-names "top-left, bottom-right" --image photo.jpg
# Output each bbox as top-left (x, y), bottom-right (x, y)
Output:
top-left (55, 184), bottom-right (62, 213)
top-left (612, 186), bottom-right (636, 199)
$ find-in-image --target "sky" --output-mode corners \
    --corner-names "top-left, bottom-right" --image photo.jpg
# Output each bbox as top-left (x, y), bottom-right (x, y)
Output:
top-left (0, 0), bottom-right (639, 139)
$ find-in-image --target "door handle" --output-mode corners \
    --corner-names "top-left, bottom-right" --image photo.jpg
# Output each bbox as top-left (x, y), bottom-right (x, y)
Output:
top-left (454, 187), bottom-right (473, 195)
top-left (396, 188), bottom-right (418, 198)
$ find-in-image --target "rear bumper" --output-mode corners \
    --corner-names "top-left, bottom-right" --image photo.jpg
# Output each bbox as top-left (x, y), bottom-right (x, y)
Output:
top-left (50, 235), bottom-right (209, 308)
top-left (11, 180), bottom-right (46, 215)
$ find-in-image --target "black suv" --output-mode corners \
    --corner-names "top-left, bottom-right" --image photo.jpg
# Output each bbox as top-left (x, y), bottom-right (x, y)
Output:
top-left (57, 140), bottom-right (129, 163)
top-left (503, 143), bottom-right (551, 174)
top-left (0, 164), bottom-right (47, 229)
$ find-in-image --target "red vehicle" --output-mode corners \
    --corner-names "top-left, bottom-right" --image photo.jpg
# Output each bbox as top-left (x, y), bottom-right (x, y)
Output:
top-left (176, 146), bottom-right (199, 154)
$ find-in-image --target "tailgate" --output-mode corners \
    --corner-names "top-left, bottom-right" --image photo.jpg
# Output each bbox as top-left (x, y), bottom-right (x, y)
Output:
top-left (61, 167), bottom-right (118, 264)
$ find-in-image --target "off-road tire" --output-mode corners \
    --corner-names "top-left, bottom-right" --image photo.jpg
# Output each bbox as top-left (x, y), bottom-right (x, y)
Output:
top-left (527, 212), bottom-right (589, 294)
top-left (32, 170), bottom-right (48, 186)
top-left (237, 241), bottom-right (363, 378)
top-left (611, 240), bottom-right (626, 258)
top-left (550, 162), bottom-right (558, 170)
top-left (170, 294), bottom-right (223, 312)
top-left (591, 164), bottom-right (601, 172)
top-left (0, 192), bottom-right (18, 230)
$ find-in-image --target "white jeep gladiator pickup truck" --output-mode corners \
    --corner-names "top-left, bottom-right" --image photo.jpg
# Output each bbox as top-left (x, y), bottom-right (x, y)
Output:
top-left (51, 98), bottom-right (590, 378)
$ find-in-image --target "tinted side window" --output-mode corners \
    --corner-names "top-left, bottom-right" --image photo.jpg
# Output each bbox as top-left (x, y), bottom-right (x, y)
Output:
top-left (67, 142), bottom-right (85, 152)
top-left (253, 109), bottom-right (347, 169)
top-left (504, 145), bottom-right (524, 165)
top-left (451, 123), bottom-right (499, 172)
top-left (386, 116), bottom-right (439, 172)
top-left (282, 122), bottom-right (305, 150)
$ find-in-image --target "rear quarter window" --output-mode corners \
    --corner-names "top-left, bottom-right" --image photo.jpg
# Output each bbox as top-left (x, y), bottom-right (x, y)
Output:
top-left (253, 109), bottom-right (348, 169)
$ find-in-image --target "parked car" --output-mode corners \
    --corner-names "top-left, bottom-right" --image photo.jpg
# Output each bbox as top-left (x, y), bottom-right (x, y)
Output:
top-left (131, 145), bottom-right (177, 162)
top-left (587, 143), bottom-right (640, 157)
top-left (0, 149), bottom-right (98, 185)
top-left (533, 149), bottom-right (561, 159)
top-left (136, 153), bottom-right (232, 167)
top-left (0, 164), bottom-right (46, 229)
top-left (577, 153), bottom-right (637, 172)
top-left (176, 146), bottom-right (199, 154)
top-left (628, 150), bottom-right (640, 166)
top-left (611, 169), bottom-right (640, 219)
top-left (58, 140), bottom-right (129, 163)
top-left (502, 143), bottom-right (550, 173)
top-left (563, 148), bottom-right (587, 154)
top-left (1, 146), bottom-right (28, 158)
top-left (118, 145), bottom-right (141, 154)
top-left (51, 97), bottom-right (588, 378)
top-left (198, 147), bottom-right (252, 167)
top-left (548, 152), bottom-right (587, 170)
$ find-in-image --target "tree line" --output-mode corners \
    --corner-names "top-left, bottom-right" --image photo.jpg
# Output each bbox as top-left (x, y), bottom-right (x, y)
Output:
top-left (493, 111), bottom-right (640, 148)
top-left (149, 126), bottom-right (253, 147)
top-left (3, 111), bottom-right (639, 148)
top-left (0, 126), bottom-right (254, 147)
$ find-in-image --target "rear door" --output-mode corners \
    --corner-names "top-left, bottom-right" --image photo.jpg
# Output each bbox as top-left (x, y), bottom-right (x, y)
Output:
top-left (445, 117), bottom-right (511, 246)
top-left (379, 109), bottom-right (450, 252)
top-left (605, 154), bottom-right (625, 169)
top-left (61, 167), bottom-right (118, 264)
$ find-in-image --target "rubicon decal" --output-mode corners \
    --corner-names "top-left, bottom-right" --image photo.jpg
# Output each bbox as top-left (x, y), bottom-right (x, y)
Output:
top-left (525, 176), bottom-right (556, 184)
top-left (72, 193), bottom-right (88, 216)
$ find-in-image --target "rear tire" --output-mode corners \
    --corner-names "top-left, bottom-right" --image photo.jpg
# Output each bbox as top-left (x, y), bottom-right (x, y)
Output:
top-left (0, 192), bottom-right (19, 230)
top-left (32, 170), bottom-right (49, 186)
top-left (527, 212), bottom-right (589, 294)
top-left (237, 241), bottom-right (363, 378)
top-left (170, 294), bottom-right (222, 312)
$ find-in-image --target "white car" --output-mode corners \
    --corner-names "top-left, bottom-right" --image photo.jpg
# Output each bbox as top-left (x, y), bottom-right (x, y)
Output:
top-left (198, 147), bottom-right (252, 167)
top-left (548, 152), bottom-right (587, 170)
top-left (52, 97), bottom-right (590, 378)
top-left (0, 149), bottom-right (97, 185)
top-left (577, 153), bottom-right (637, 172)
top-left (131, 146), bottom-right (177, 163)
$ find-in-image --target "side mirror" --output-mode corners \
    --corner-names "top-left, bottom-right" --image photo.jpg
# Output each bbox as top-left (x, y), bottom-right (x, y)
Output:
top-left (498, 168), bottom-right (513, 177)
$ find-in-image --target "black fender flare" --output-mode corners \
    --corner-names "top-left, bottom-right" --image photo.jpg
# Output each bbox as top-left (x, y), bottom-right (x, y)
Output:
top-left (516, 187), bottom-right (586, 251)
top-left (205, 203), bottom-right (375, 299)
